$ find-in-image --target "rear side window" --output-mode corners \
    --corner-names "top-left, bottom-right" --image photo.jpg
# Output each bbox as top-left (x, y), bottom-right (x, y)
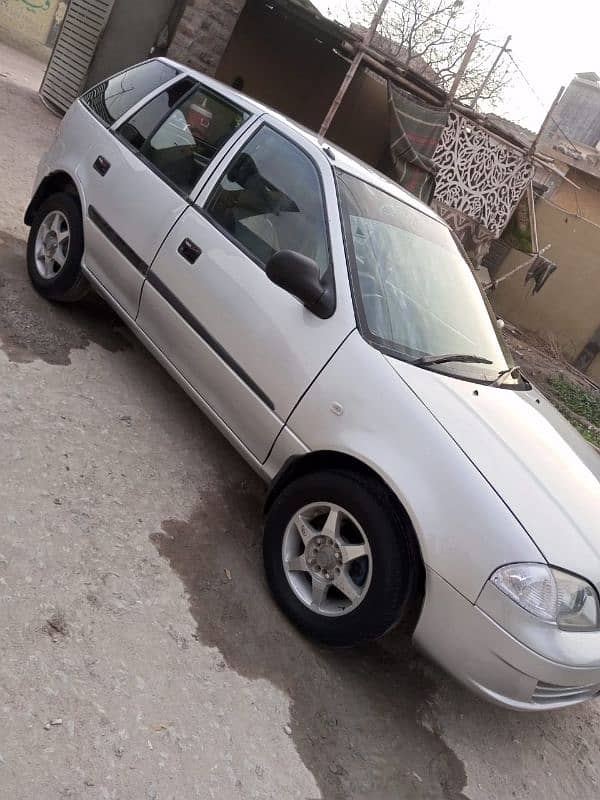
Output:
top-left (117, 77), bottom-right (196, 150)
top-left (205, 127), bottom-right (330, 273)
top-left (81, 60), bottom-right (178, 126)
top-left (137, 87), bottom-right (249, 195)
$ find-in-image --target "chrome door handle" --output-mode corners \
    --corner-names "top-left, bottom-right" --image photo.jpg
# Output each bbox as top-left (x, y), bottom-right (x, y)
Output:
top-left (178, 238), bottom-right (202, 264)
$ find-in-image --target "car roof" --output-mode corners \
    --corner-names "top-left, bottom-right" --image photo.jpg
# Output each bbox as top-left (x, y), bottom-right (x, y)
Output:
top-left (159, 58), bottom-right (440, 222)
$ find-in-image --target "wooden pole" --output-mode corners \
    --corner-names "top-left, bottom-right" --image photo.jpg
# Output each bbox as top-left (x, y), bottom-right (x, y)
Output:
top-left (483, 244), bottom-right (552, 291)
top-left (319, 0), bottom-right (390, 138)
top-left (528, 86), bottom-right (565, 155)
top-left (469, 35), bottom-right (511, 108)
top-left (447, 33), bottom-right (480, 104)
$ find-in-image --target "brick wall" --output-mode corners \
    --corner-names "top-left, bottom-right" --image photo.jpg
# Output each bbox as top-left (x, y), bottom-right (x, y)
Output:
top-left (169, 0), bottom-right (247, 76)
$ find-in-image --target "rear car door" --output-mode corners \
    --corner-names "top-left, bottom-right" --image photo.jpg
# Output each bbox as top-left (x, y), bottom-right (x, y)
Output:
top-left (137, 121), bottom-right (355, 462)
top-left (78, 60), bottom-right (252, 317)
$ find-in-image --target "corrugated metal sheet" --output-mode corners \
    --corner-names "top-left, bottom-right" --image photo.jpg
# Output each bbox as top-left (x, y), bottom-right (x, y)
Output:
top-left (40, 0), bottom-right (115, 114)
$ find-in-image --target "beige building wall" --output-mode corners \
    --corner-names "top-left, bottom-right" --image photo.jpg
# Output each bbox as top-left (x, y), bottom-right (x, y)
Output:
top-left (550, 168), bottom-right (600, 226)
top-left (590, 349), bottom-right (600, 385)
top-left (0, 0), bottom-right (60, 46)
top-left (492, 200), bottom-right (600, 380)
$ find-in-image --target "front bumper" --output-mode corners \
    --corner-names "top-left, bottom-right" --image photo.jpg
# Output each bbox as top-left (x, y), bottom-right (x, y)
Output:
top-left (414, 567), bottom-right (600, 710)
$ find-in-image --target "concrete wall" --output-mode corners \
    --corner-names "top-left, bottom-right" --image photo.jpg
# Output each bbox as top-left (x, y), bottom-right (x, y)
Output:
top-left (491, 200), bottom-right (600, 382)
top-left (214, 1), bottom-right (390, 168)
top-left (0, 0), bottom-right (61, 48)
top-left (169, 0), bottom-right (247, 76)
top-left (544, 77), bottom-right (600, 149)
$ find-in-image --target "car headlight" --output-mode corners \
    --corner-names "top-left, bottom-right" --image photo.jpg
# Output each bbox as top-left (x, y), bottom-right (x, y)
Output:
top-left (490, 564), bottom-right (600, 631)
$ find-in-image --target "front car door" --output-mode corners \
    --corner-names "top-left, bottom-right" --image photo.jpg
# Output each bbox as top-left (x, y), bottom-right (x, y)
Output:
top-left (77, 60), bottom-right (253, 317)
top-left (138, 119), bottom-right (356, 462)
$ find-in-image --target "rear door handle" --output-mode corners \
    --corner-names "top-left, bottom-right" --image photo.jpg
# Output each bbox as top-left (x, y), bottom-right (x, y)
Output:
top-left (93, 155), bottom-right (111, 176)
top-left (178, 238), bottom-right (202, 264)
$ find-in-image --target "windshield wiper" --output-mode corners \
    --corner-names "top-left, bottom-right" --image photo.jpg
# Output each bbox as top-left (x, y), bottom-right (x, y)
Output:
top-left (492, 365), bottom-right (525, 387)
top-left (412, 353), bottom-right (494, 367)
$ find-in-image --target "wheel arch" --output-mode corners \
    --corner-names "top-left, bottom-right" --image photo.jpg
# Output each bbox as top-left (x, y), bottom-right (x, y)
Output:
top-left (266, 449), bottom-right (424, 556)
top-left (24, 171), bottom-right (81, 226)
top-left (265, 449), bottom-right (427, 635)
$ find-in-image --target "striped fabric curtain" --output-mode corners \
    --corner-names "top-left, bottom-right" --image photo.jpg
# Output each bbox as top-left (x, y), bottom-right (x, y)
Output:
top-left (388, 83), bottom-right (449, 203)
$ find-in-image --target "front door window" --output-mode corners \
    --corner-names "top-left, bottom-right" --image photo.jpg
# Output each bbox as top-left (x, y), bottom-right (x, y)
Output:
top-left (204, 126), bottom-right (330, 273)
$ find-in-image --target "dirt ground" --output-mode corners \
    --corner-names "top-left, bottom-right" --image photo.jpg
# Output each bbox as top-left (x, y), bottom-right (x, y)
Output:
top-left (503, 325), bottom-right (600, 448)
top-left (505, 326), bottom-right (596, 392)
top-left (2, 43), bottom-right (600, 800)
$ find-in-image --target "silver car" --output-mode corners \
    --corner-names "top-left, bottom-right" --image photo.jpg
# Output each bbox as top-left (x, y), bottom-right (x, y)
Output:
top-left (25, 58), bottom-right (600, 710)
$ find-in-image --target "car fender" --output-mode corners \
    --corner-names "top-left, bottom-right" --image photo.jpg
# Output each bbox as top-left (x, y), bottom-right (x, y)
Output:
top-left (278, 331), bottom-right (543, 602)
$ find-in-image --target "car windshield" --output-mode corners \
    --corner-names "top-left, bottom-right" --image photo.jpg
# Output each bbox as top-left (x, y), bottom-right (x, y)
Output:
top-left (337, 170), bottom-right (517, 384)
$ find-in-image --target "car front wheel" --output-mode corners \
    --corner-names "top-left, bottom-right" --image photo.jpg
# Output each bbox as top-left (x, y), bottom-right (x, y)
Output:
top-left (263, 469), bottom-right (424, 646)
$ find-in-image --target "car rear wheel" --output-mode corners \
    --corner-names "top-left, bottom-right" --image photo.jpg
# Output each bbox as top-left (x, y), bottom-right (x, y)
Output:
top-left (263, 469), bottom-right (424, 646)
top-left (27, 192), bottom-right (90, 302)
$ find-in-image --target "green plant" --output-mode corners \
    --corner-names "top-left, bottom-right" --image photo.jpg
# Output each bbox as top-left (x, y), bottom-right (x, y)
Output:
top-left (548, 376), bottom-right (600, 428)
top-left (547, 375), bottom-right (600, 449)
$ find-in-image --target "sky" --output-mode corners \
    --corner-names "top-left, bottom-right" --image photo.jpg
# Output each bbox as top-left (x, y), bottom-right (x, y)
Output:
top-left (311, 0), bottom-right (599, 131)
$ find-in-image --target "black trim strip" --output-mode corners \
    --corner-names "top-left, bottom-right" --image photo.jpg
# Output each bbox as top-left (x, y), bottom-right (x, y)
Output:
top-left (88, 205), bottom-right (149, 276)
top-left (146, 270), bottom-right (275, 411)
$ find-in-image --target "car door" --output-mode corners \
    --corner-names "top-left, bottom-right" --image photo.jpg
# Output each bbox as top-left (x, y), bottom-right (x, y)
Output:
top-left (137, 120), bottom-right (356, 462)
top-left (78, 61), bottom-right (253, 318)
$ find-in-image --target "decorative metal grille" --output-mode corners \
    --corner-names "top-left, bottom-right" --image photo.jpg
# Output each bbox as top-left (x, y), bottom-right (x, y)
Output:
top-left (432, 111), bottom-right (534, 237)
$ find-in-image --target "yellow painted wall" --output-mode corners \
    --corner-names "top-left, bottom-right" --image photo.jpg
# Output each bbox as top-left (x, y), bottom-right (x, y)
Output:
top-left (0, 0), bottom-right (60, 46)
top-left (492, 200), bottom-right (600, 380)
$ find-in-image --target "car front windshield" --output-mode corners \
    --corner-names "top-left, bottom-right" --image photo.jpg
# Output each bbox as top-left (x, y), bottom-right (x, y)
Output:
top-left (337, 170), bottom-right (516, 384)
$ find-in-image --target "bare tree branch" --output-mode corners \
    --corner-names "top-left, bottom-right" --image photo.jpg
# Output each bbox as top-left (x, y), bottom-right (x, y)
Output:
top-left (353, 0), bottom-right (514, 108)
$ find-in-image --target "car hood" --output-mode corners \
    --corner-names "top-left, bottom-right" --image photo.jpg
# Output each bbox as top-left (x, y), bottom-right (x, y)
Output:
top-left (387, 357), bottom-right (600, 582)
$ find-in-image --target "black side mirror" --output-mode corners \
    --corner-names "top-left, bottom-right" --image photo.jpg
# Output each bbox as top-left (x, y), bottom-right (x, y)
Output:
top-left (266, 250), bottom-right (335, 319)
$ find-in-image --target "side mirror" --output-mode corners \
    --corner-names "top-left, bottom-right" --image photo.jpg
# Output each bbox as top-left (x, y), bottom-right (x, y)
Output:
top-left (266, 250), bottom-right (335, 319)
top-left (497, 318), bottom-right (505, 330)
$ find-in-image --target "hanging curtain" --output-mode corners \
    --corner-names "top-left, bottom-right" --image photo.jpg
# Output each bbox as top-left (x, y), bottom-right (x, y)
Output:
top-left (388, 83), bottom-right (449, 203)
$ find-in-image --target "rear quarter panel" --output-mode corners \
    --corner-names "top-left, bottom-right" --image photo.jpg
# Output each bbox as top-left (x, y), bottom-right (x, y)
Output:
top-left (32, 100), bottom-right (105, 209)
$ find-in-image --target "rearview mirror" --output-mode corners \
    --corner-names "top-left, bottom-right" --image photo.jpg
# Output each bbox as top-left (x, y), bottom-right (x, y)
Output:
top-left (266, 250), bottom-right (335, 319)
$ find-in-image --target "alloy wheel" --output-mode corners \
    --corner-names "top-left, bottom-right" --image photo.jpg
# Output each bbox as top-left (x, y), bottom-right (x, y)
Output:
top-left (282, 502), bottom-right (373, 617)
top-left (34, 210), bottom-right (71, 279)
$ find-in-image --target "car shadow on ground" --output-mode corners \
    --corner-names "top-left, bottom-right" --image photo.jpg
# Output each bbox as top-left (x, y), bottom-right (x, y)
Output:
top-left (0, 235), bottom-right (130, 365)
top-left (151, 462), bottom-right (472, 800)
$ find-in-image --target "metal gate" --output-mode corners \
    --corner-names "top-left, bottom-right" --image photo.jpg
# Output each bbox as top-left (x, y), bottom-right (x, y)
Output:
top-left (40, 0), bottom-right (116, 114)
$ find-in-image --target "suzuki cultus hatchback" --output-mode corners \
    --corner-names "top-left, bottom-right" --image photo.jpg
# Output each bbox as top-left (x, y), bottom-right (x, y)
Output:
top-left (26, 59), bottom-right (600, 710)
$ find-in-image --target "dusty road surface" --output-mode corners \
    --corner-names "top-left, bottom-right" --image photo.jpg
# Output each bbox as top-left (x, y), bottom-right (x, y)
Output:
top-left (1, 46), bottom-right (600, 800)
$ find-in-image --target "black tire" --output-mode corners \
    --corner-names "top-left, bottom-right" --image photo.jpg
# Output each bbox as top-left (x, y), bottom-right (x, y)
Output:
top-left (27, 192), bottom-right (90, 303)
top-left (263, 469), bottom-right (424, 646)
